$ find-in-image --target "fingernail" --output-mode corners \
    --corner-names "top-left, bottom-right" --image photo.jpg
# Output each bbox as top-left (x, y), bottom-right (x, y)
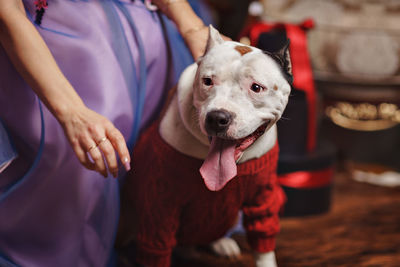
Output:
top-left (124, 162), bottom-right (131, 171)
top-left (123, 157), bottom-right (131, 171)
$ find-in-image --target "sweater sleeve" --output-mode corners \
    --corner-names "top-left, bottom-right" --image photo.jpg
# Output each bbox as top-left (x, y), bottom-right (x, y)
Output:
top-left (242, 165), bottom-right (286, 253)
top-left (133, 172), bottom-right (182, 267)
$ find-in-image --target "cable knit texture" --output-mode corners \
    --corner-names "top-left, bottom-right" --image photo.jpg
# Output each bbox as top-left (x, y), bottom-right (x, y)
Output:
top-left (121, 121), bottom-right (286, 267)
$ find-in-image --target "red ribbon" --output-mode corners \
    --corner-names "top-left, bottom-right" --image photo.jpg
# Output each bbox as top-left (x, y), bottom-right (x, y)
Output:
top-left (34, 0), bottom-right (48, 10)
top-left (243, 19), bottom-right (317, 152)
top-left (278, 167), bottom-right (333, 189)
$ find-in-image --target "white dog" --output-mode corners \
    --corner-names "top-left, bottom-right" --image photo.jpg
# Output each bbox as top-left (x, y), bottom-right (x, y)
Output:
top-left (118, 25), bottom-right (292, 267)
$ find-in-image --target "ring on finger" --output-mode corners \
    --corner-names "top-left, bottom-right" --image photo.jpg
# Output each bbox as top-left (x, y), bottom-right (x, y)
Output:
top-left (96, 137), bottom-right (107, 145)
top-left (87, 144), bottom-right (98, 152)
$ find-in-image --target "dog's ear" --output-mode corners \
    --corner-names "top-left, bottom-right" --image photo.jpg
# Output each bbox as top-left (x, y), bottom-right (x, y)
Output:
top-left (204, 25), bottom-right (224, 54)
top-left (276, 40), bottom-right (292, 79)
top-left (264, 40), bottom-right (293, 84)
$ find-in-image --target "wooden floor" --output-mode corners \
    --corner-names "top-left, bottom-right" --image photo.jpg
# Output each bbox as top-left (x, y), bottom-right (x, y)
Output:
top-left (172, 167), bottom-right (400, 267)
top-left (275, 168), bottom-right (400, 267)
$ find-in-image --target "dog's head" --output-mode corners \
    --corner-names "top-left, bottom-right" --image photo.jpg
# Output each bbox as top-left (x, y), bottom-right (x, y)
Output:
top-left (194, 26), bottom-right (292, 140)
top-left (188, 26), bottom-right (292, 190)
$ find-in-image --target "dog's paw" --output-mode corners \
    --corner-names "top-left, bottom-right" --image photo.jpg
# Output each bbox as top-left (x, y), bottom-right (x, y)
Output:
top-left (255, 251), bottom-right (277, 267)
top-left (210, 237), bottom-right (241, 258)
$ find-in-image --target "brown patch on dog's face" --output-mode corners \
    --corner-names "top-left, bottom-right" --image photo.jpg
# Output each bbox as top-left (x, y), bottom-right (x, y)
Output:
top-left (234, 45), bottom-right (252, 56)
top-left (273, 84), bottom-right (278, 91)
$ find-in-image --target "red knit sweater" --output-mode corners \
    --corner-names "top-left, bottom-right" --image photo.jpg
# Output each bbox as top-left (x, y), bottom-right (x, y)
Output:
top-left (121, 121), bottom-right (286, 267)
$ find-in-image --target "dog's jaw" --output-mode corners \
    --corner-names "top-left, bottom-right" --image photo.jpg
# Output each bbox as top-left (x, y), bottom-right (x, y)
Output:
top-left (235, 122), bottom-right (271, 160)
top-left (199, 121), bottom-right (277, 191)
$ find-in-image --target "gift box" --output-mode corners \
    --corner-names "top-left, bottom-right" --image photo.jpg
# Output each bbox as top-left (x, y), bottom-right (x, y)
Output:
top-left (277, 141), bottom-right (336, 216)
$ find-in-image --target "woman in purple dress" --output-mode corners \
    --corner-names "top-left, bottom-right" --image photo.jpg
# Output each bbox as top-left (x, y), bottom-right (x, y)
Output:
top-left (0, 0), bottom-right (213, 266)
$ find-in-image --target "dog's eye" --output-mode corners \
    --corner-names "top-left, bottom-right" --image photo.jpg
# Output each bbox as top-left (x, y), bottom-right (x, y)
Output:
top-left (250, 83), bottom-right (264, 93)
top-left (203, 77), bottom-right (213, 86)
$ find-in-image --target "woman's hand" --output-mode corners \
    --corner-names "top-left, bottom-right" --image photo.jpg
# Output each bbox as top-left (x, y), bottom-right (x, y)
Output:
top-left (59, 105), bottom-right (131, 178)
top-left (182, 26), bottom-right (231, 60)
top-left (181, 25), bottom-right (209, 60)
top-left (151, 0), bottom-right (231, 60)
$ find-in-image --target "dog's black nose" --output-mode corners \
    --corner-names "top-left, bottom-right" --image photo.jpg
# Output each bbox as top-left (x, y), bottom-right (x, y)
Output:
top-left (205, 109), bottom-right (233, 135)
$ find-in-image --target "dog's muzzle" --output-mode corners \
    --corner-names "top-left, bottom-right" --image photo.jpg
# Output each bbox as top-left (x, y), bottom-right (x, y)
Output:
top-left (205, 109), bottom-right (233, 136)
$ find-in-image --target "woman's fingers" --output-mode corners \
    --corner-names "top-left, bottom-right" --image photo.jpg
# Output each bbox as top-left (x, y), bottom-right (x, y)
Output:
top-left (106, 127), bottom-right (131, 171)
top-left (97, 137), bottom-right (118, 178)
top-left (81, 134), bottom-right (108, 178)
top-left (73, 142), bottom-right (96, 170)
top-left (88, 145), bottom-right (108, 177)
top-left (87, 122), bottom-right (131, 177)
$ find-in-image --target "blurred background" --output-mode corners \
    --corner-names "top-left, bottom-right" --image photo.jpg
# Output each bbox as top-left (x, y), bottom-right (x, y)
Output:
top-left (172, 0), bottom-right (400, 266)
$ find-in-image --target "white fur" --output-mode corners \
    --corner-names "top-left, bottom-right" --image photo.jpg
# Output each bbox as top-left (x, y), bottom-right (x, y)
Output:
top-left (210, 237), bottom-right (241, 258)
top-left (256, 251), bottom-right (278, 267)
top-left (160, 26), bottom-right (291, 267)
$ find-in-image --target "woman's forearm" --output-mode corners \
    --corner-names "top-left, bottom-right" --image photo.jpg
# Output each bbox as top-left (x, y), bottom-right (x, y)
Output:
top-left (0, 1), bottom-right (85, 123)
top-left (0, 1), bottom-right (132, 176)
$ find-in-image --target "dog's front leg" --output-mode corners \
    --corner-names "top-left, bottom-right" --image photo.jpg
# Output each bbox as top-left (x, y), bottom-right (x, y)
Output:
top-left (210, 237), bottom-right (241, 258)
top-left (254, 251), bottom-right (278, 267)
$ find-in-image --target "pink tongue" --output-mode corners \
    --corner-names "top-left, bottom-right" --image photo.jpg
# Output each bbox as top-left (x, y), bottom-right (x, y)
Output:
top-left (200, 137), bottom-right (237, 191)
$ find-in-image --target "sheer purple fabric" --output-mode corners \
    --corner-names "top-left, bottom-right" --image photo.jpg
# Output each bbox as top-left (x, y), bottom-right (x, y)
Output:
top-left (0, 0), bottom-right (169, 266)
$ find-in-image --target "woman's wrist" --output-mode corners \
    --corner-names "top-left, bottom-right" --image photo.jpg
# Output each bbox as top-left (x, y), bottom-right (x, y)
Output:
top-left (40, 79), bottom-right (87, 124)
top-left (181, 24), bottom-right (207, 40)
top-left (154, 0), bottom-right (205, 34)
top-left (53, 98), bottom-right (86, 125)
top-left (53, 96), bottom-right (86, 125)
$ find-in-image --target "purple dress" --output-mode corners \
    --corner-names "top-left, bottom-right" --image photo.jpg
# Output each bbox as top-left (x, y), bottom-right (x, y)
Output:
top-left (0, 0), bottom-right (169, 266)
